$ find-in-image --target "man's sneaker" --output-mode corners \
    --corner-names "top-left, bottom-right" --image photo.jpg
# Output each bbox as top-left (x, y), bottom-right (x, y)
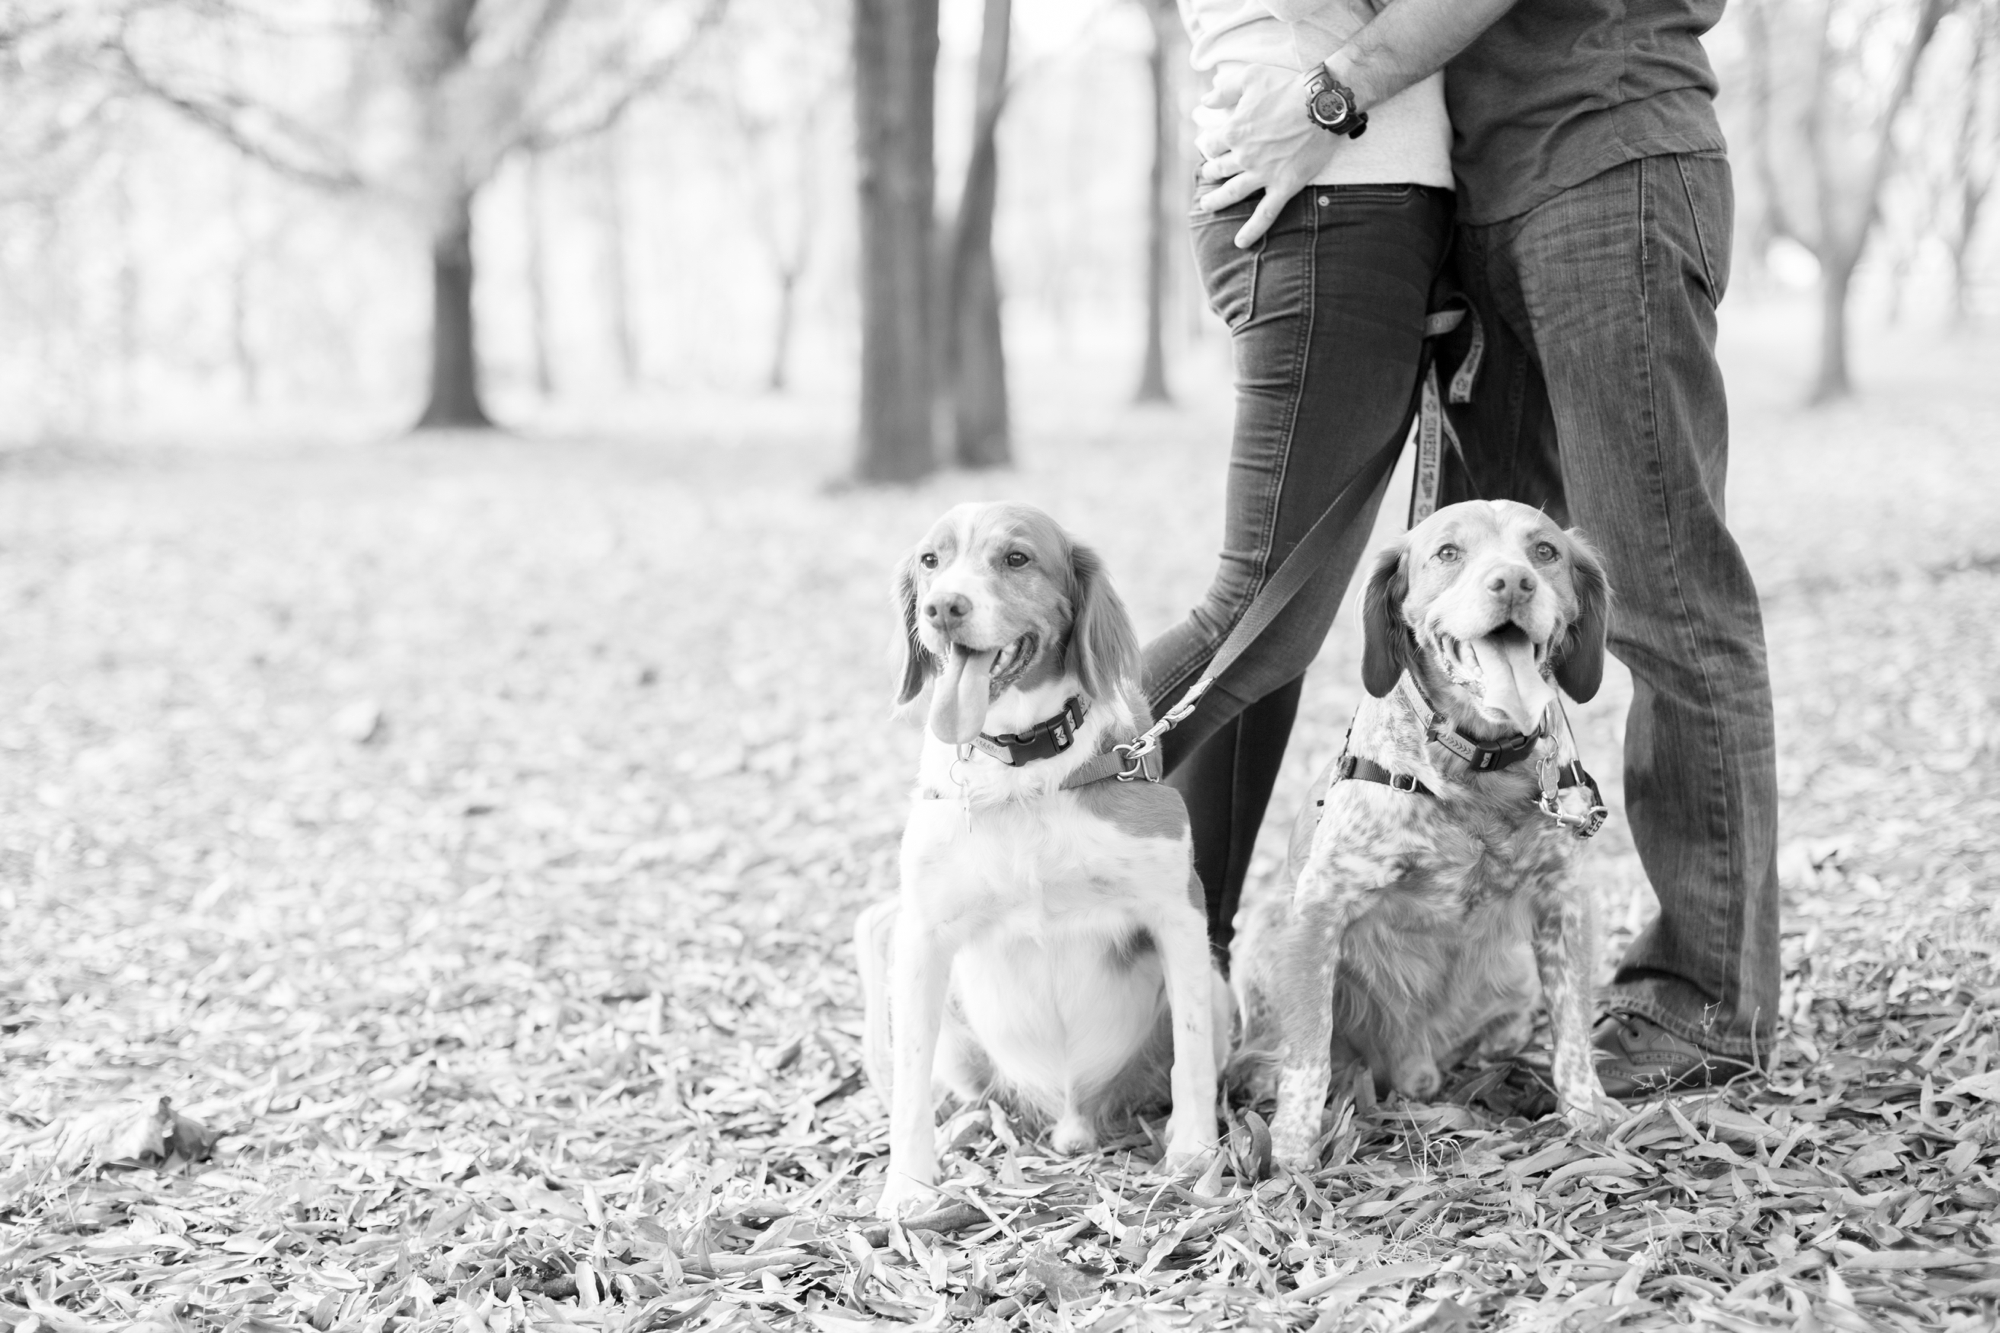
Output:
top-left (1592, 1012), bottom-right (1758, 1099)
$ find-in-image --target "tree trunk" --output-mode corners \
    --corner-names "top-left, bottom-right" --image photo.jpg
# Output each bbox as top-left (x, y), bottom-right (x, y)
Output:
top-left (1798, 0), bottom-right (1945, 403)
top-left (853, 0), bottom-right (940, 483)
top-left (114, 156), bottom-right (139, 419)
top-left (415, 189), bottom-right (494, 430)
top-left (768, 267), bottom-right (800, 393)
top-left (525, 149), bottom-right (554, 396)
top-left (601, 127), bottom-right (639, 387)
top-left (229, 241), bottom-right (259, 404)
top-left (944, 0), bottom-right (1012, 469)
top-left (1949, 193), bottom-right (1984, 327)
top-left (1134, 0), bottom-right (1178, 404)
top-left (223, 25), bottom-right (260, 405)
top-left (1949, 7), bottom-right (1996, 329)
top-left (1809, 253), bottom-right (1854, 404)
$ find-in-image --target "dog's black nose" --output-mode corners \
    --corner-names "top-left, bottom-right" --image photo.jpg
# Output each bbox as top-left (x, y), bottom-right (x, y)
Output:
top-left (924, 592), bottom-right (971, 626)
top-left (1488, 567), bottom-right (1538, 600)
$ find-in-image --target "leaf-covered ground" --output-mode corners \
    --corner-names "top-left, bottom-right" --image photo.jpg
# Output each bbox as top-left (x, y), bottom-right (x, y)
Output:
top-left (4, 322), bottom-right (2000, 1331)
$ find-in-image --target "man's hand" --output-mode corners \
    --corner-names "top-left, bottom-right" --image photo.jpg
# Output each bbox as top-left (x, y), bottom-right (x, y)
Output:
top-left (1195, 64), bottom-right (1339, 249)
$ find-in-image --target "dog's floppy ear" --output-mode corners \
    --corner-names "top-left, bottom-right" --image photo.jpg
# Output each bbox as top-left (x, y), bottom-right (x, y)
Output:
top-left (1066, 542), bottom-right (1140, 702)
top-left (1553, 529), bottom-right (1610, 703)
top-left (1360, 540), bottom-right (1412, 698)
top-left (892, 551), bottom-right (936, 706)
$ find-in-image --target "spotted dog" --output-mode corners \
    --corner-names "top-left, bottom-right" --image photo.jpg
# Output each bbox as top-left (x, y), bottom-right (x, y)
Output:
top-left (1232, 499), bottom-right (1622, 1169)
top-left (855, 502), bottom-right (1227, 1219)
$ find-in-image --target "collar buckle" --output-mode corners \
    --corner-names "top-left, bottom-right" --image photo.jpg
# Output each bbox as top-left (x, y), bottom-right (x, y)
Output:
top-left (972, 696), bottom-right (1088, 767)
top-left (1403, 677), bottom-right (1542, 773)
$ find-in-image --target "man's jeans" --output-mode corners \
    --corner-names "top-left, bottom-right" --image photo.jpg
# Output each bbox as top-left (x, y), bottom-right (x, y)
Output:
top-left (1442, 152), bottom-right (1781, 1059)
top-left (1144, 183), bottom-right (1452, 952)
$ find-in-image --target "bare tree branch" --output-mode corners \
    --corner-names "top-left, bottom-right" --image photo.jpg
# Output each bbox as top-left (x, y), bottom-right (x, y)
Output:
top-left (1857, 0), bottom-right (1952, 243)
top-left (515, 0), bottom-right (729, 152)
top-left (111, 34), bottom-right (366, 192)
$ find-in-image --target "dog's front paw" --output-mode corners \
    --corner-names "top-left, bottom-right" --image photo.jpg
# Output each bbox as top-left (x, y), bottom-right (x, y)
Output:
top-left (1049, 1114), bottom-right (1098, 1157)
top-left (1561, 1091), bottom-right (1628, 1136)
top-left (874, 1174), bottom-right (937, 1220)
top-left (1163, 1111), bottom-right (1218, 1162)
top-left (1268, 1119), bottom-right (1321, 1174)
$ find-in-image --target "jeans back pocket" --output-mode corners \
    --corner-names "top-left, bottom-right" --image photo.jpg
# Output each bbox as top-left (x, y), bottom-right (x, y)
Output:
top-left (1191, 211), bottom-right (1264, 332)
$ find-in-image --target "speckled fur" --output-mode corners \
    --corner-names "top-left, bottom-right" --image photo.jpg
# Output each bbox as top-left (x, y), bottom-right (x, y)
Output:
top-left (1233, 501), bottom-right (1620, 1168)
top-left (862, 504), bottom-right (1226, 1219)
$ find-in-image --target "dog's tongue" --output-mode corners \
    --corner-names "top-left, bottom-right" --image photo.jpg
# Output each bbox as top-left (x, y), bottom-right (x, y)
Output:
top-left (928, 644), bottom-right (999, 745)
top-left (1469, 632), bottom-right (1555, 734)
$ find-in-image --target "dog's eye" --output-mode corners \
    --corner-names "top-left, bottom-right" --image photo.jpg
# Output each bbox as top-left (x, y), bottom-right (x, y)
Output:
top-left (1005, 551), bottom-right (1030, 568)
top-left (918, 552), bottom-right (939, 570)
top-left (1435, 544), bottom-right (1461, 564)
top-left (1533, 541), bottom-right (1559, 563)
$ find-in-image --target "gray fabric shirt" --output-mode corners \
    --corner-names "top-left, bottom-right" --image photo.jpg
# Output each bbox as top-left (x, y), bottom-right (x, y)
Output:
top-left (1445, 0), bottom-right (1728, 225)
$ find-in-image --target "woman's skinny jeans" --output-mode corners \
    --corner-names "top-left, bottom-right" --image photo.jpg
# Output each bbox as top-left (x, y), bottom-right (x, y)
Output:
top-left (1142, 183), bottom-right (1452, 956)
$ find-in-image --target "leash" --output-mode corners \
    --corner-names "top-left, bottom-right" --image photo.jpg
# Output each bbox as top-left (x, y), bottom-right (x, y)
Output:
top-left (1057, 305), bottom-right (1473, 793)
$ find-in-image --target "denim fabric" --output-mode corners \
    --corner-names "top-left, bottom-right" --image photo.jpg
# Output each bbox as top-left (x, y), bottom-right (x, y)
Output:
top-left (1143, 183), bottom-right (1452, 955)
top-left (1440, 152), bottom-right (1780, 1058)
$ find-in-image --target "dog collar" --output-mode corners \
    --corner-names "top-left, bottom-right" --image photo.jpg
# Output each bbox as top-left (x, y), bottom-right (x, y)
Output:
top-left (968, 696), bottom-right (1087, 767)
top-left (1399, 676), bottom-right (1542, 772)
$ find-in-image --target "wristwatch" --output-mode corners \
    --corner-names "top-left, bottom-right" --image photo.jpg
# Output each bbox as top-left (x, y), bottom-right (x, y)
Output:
top-left (1306, 65), bottom-right (1369, 139)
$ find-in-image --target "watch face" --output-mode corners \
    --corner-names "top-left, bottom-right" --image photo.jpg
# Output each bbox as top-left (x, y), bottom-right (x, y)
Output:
top-left (1311, 87), bottom-right (1350, 126)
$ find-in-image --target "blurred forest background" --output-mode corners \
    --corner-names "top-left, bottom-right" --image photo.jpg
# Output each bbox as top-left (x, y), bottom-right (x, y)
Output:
top-left (7, 4), bottom-right (2000, 1326)
top-left (1, 0), bottom-right (1995, 463)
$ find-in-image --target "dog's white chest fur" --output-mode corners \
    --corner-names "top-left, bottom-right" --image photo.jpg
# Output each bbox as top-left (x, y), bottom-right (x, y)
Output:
top-left (904, 794), bottom-right (1186, 938)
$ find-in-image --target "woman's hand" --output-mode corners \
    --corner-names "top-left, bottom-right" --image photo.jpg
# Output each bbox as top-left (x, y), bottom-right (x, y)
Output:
top-left (1195, 64), bottom-right (1342, 249)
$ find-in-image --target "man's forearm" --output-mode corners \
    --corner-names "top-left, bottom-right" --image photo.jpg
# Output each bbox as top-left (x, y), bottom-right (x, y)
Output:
top-left (1322, 0), bottom-right (1520, 110)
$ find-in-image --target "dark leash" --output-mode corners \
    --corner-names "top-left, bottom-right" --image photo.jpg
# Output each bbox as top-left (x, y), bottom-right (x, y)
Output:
top-left (980, 290), bottom-right (1604, 840)
top-left (1056, 307), bottom-right (1473, 792)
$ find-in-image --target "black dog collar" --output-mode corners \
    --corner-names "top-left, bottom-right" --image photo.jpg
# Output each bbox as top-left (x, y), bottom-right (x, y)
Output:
top-left (1401, 676), bottom-right (1542, 772)
top-left (969, 697), bottom-right (1088, 767)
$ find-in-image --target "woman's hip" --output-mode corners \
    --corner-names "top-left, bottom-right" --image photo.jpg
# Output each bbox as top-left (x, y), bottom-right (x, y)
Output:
top-left (1189, 184), bottom-right (1452, 339)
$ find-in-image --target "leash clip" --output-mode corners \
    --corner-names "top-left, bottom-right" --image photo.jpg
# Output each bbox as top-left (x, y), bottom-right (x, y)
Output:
top-left (1111, 742), bottom-right (1163, 783)
top-left (1534, 755), bottom-right (1607, 839)
top-left (1108, 677), bottom-right (1209, 782)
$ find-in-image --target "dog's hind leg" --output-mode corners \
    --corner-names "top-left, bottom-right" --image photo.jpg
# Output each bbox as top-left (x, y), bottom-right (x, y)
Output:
top-left (1389, 1041), bottom-right (1442, 1101)
top-left (854, 901), bottom-right (898, 1099)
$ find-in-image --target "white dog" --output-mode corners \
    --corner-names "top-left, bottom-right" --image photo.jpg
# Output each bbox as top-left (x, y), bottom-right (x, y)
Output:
top-left (856, 502), bottom-right (1225, 1218)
